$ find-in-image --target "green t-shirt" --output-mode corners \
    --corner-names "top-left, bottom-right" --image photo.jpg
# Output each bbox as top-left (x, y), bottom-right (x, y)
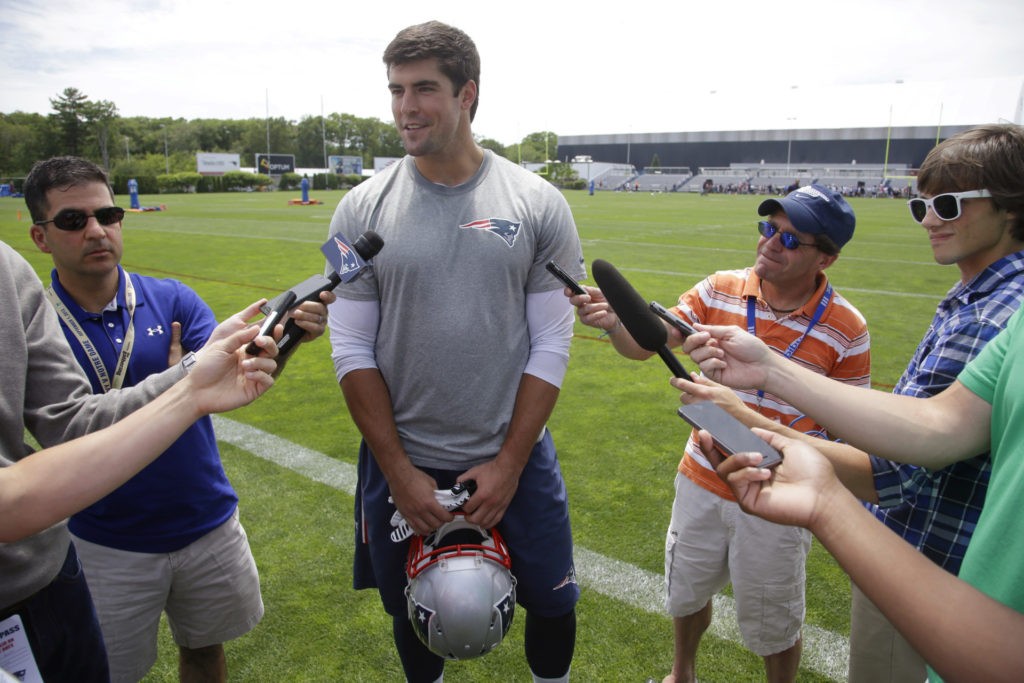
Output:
top-left (930, 306), bottom-right (1024, 681)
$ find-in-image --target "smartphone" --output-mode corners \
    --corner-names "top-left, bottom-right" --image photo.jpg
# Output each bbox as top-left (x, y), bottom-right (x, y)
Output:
top-left (650, 301), bottom-right (697, 339)
top-left (677, 401), bottom-right (783, 468)
top-left (546, 260), bottom-right (587, 296)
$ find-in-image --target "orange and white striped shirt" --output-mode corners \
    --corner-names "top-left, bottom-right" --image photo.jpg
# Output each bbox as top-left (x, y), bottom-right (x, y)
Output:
top-left (672, 268), bottom-right (871, 500)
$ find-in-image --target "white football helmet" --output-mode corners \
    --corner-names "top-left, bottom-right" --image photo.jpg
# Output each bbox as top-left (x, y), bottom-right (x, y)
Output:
top-left (405, 515), bottom-right (517, 660)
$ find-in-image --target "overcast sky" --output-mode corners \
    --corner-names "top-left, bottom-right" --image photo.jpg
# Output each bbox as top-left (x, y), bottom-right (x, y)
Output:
top-left (2, 0), bottom-right (1022, 145)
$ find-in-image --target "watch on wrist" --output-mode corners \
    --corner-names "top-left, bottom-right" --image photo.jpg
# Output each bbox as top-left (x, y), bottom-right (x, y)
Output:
top-left (181, 351), bottom-right (198, 375)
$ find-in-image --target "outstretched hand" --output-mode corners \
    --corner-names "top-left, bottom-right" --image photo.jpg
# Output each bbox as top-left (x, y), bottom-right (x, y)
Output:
top-left (701, 429), bottom-right (841, 531)
top-left (185, 302), bottom-right (278, 416)
top-left (685, 324), bottom-right (774, 390)
top-left (671, 372), bottom-right (748, 413)
top-left (205, 300), bottom-right (276, 354)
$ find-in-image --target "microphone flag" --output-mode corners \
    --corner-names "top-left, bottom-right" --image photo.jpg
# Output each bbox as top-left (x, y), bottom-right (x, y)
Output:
top-left (322, 232), bottom-right (370, 283)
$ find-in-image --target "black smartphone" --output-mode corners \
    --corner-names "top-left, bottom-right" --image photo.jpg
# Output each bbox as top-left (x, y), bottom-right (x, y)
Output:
top-left (546, 260), bottom-right (586, 296)
top-left (677, 401), bottom-right (783, 468)
top-left (650, 301), bottom-right (696, 339)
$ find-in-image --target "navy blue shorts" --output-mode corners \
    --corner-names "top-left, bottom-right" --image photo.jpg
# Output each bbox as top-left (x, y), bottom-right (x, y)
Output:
top-left (0, 542), bottom-right (109, 682)
top-left (353, 429), bottom-right (579, 618)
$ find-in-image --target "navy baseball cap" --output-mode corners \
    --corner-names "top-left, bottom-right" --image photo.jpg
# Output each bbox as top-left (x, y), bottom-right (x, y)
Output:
top-left (757, 184), bottom-right (856, 249)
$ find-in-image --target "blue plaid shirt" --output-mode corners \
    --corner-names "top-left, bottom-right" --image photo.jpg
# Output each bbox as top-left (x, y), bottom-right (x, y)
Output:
top-left (869, 251), bottom-right (1024, 573)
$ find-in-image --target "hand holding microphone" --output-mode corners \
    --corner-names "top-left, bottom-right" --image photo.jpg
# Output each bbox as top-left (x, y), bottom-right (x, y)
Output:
top-left (591, 259), bottom-right (780, 467)
top-left (590, 258), bottom-right (688, 378)
top-left (246, 230), bottom-right (384, 356)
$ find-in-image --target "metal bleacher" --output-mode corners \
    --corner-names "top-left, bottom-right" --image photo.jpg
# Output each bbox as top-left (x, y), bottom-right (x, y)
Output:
top-left (689, 162), bottom-right (916, 195)
top-left (584, 163), bottom-right (636, 191)
top-left (631, 167), bottom-right (693, 192)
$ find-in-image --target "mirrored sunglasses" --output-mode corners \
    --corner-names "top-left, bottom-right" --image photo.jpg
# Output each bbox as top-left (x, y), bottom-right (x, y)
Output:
top-left (757, 221), bottom-right (815, 250)
top-left (907, 190), bottom-right (991, 223)
top-left (36, 206), bottom-right (125, 231)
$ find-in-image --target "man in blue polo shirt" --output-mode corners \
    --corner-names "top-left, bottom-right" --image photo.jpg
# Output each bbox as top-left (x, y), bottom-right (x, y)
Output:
top-left (25, 156), bottom-right (330, 683)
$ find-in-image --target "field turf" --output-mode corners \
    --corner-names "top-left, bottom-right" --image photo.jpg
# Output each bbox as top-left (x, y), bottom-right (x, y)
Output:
top-left (0, 188), bottom-right (949, 681)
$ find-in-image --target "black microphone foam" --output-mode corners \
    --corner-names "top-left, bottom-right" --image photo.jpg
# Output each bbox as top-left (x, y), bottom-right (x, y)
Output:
top-left (352, 230), bottom-right (384, 262)
top-left (591, 258), bottom-right (687, 378)
top-left (592, 258), bottom-right (667, 350)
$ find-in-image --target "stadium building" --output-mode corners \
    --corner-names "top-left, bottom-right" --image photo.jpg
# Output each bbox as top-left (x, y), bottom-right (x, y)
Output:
top-left (555, 77), bottom-right (1024, 194)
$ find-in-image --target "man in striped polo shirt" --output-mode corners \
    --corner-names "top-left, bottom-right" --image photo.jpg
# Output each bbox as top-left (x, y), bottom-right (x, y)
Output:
top-left (569, 184), bottom-right (869, 683)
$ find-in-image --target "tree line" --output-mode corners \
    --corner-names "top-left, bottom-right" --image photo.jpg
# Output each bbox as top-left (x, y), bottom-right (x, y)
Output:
top-left (0, 87), bottom-right (563, 184)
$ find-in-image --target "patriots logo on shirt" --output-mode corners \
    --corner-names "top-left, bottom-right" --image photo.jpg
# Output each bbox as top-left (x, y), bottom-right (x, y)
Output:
top-left (460, 218), bottom-right (521, 247)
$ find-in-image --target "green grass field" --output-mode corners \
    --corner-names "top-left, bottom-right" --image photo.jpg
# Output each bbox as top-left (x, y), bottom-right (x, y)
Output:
top-left (0, 188), bottom-right (951, 681)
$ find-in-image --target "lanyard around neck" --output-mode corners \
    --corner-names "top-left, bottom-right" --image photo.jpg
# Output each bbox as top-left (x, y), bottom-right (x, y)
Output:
top-left (46, 271), bottom-right (137, 392)
top-left (746, 282), bottom-right (832, 401)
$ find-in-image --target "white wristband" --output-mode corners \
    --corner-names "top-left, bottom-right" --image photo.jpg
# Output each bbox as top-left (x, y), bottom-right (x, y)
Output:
top-left (180, 351), bottom-right (198, 375)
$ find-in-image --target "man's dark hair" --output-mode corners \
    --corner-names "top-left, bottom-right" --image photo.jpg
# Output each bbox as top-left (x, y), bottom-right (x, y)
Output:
top-left (24, 156), bottom-right (114, 224)
top-left (383, 21), bottom-right (481, 121)
top-left (917, 123), bottom-right (1024, 241)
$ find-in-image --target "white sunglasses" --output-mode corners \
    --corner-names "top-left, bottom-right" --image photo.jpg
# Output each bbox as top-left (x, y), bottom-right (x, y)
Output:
top-left (908, 190), bottom-right (991, 223)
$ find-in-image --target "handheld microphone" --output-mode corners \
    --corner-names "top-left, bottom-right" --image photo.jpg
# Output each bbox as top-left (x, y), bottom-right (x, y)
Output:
top-left (590, 258), bottom-right (688, 378)
top-left (247, 230), bottom-right (384, 356)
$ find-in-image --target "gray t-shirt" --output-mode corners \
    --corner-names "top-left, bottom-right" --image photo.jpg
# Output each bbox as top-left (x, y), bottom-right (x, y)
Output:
top-left (329, 151), bottom-right (583, 468)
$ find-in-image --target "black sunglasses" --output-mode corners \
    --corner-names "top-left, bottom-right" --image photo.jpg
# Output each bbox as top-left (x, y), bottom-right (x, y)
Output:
top-left (907, 190), bottom-right (991, 223)
top-left (757, 221), bottom-right (815, 250)
top-left (36, 206), bottom-right (125, 231)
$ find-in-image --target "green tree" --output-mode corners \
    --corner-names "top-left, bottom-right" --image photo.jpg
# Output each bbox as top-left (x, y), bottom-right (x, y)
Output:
top-left (324, 112), bottom-right (358, 157)
top-left (477, 136), bottom-right (508, 158)
top-left (190, 118), bottom-right (248, 152)
top-left (49, 87), bottom-right (91, 156)
top-left (540, 160), bottom-right (580, 188)
top-left (115, 117), bottom-right (149, 171)
top-left (347, 115), bottom-right (403, 168)
top-left (0, 112), bottom-right (54, 179)
top-left (295, 115), bottom-right (327, 167)
top-left (0, 103), bottom-right (561, 179)
top-left (240, 117), bottom-right (297, 171)
top-left (512, 131), bottom-right (559, 164)
top-left (85, 99), bottom-right (119, 170)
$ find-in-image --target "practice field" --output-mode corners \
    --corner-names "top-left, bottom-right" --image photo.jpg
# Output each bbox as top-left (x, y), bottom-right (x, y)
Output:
top-left (0, 189), bottom-right (950, 681)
